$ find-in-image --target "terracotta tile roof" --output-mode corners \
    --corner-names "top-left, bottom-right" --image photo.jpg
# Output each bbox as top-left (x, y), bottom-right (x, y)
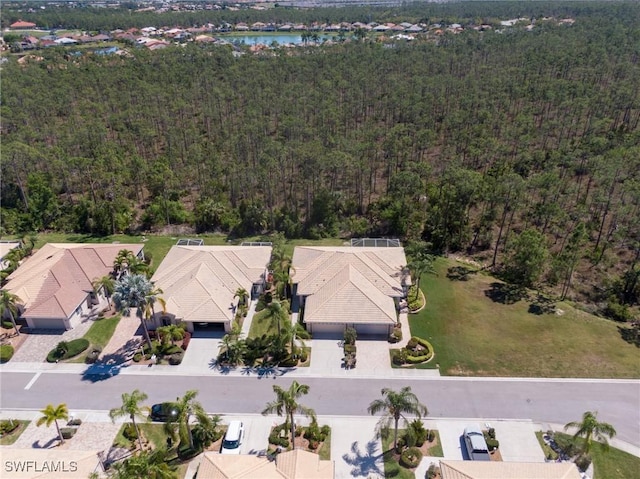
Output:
top-left (151, 246), bottom-right (271, 323)
top-left (0, 449), bottom-right (100, 478)
top-left (292, 246), bottom-right (407, 324)
top-left (5, 243), bottom-right (143, 319)
top-left (198, 450), bottom-right (334, 479)
top-left (440, 460), bottom-right (581, 479)
top-left (10, 20), bottom-right (36, 28)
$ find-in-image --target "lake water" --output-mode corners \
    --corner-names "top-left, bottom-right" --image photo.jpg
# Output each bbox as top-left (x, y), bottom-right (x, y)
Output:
top-left (216, 34), bottom-right (338, 45)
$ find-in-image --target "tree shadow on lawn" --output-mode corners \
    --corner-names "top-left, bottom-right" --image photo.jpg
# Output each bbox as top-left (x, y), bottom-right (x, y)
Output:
top-left (484, 282), bottom-right (528, 305)
top-left (342, 439), bottom-right (384, 478)
top-left (446, 266), bottom-right (478, 281)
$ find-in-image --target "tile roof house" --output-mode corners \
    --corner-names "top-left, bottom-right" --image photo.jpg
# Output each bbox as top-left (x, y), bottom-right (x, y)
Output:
top-left (0, 449), bottom-right (101, 478)
top-left (10, 20), bottom-right (37, 29)
top-left (5, 243), bottom-right (143, 330)
top-left (197, 449), bottom-right (334, 478)
top-left (439, 460), bottom-right (581, 479)
top-left (150, 245), bottom-right (271, 332)
top-left (292, 246), bottom-right (408, 336)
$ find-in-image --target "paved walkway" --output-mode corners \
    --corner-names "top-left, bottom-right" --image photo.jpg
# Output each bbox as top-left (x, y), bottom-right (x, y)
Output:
top-left (99, 312), bottom-right (143, 365)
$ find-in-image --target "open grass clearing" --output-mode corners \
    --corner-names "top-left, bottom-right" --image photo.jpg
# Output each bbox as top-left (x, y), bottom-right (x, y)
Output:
top-left (409, 258), bottom-right (640, 378)
top-left (0, 420), bottom-right (30, 445)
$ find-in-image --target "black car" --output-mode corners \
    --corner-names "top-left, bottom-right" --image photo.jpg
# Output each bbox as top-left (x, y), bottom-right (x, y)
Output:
top-left (150, 402), bottom-right (179, 422)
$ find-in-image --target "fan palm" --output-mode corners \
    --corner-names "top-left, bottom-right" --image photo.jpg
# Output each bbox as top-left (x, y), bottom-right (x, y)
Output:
top-left (262, 380), bottom-right (316, 447)
top-left (368, 386), bottom-right (428, 452)
top-left (36, 403), bottom-right (69, 445)
top-left (109, 389), bottom-right (149, 451)
top-left (564, 411), bottom-right (617, 454)
top-left (112, 274), bottom-right (155, 349)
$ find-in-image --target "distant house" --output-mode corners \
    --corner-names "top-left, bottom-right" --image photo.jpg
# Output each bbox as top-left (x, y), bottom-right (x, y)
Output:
top-left (292, 246), bottom-right (408, 337)
top-left (10, 20), bottom-right (36, 29)
top-left (150, 245), bottom-right (271, 333)
top-left (5, 243), bottom-right (144, 330)
top-left (198, 449), bottom-right (334, 479)
top-left (439, 460), bottom-right (581, 479)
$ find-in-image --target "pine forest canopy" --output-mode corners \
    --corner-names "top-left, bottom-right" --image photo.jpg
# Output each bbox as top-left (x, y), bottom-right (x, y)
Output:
top-left (1, 2), bottom-right (639, 310)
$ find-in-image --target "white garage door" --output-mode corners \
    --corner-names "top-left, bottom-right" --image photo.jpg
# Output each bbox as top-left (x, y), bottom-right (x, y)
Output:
top-left (308, 322), bottom-right (390, 338)
top-left (27, 317), bottom-right (66, 330)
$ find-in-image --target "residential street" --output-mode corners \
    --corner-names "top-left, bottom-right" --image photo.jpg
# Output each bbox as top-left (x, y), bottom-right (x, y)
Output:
top-left (1, 370), bottom-right (638, 446)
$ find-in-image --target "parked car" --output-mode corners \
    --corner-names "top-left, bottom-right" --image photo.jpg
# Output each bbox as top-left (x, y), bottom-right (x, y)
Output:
top-left (463, 425), bottom-right (491, 461)
top-left (150, 402), bottom-right (179, 422)
top-left (221, 420), bottom-right (245, 454)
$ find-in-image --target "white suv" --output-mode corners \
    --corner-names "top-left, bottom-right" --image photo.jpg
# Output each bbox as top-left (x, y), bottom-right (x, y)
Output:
top-left (221, 421), bottom-right (245, 454)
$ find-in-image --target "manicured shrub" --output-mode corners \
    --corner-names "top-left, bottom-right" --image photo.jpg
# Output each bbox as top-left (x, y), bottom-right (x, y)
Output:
top-left (407, 337), bottom-right (419, 349)
top-left (409, 419), bottom-right (427, 447)
top-left (386, 462), bottom-right (400, 477)
top-left (133, 353), bottom-right (142, 362)
top-left (123, 423), bottom-right (138, 441)
top-left (60, 427), bottom-right (77, 439)
top-left (0, 344), bottom-right (15, 363)
top-left (85, 346), bottom-right (102, 364)
top-left (0, 419), bottom-right (20, 435)
top-left (575, 453), bottom-right (592, 472)
top-left (343, 344), bottom-right (356, 354)
top-left (426, 429), bottom-right (436, 442)
top-left (2, 320), bottom-right (15, 330)
top-left (400, 447), bottom-right (423, 468)
top-left (143, 340), bottom-right (161, 356)
top-left (67, 418), bottom-right (82, 426)
top-left (169, 352), bottom-right (184, 365)
top-left (343, 327), bottom-right (357, 345)
top-left (486, 438), bottom-right (499, 451)
top-left (279, 355), bottom-right (298, 367)
top-left (299, 350), bottom-right (309, 362)
top-left (162, 344), bottom-right (182, 355)
top-left (391, 349), bottom-right (407, 365)
top-left (389, 328), bottom-right (402, 343)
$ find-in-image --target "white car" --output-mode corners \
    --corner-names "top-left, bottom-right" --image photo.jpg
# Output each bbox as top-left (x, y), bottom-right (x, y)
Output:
top-left (221, 420), bottom-right (245, 454)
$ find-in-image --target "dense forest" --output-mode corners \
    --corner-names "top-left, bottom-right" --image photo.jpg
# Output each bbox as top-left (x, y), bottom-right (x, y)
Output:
top-left (1, 2), bottom-right (639, 316)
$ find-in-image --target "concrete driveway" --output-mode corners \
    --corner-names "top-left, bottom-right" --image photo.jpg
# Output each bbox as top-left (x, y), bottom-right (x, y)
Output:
top-left (309, 338), bottom-right (393, 376)
top-left (434, 418), bottom-right (546, 463)
top-left (327, 416), bottom-right (384, 479)
top-left (180, 330), bottom-right (223, 370)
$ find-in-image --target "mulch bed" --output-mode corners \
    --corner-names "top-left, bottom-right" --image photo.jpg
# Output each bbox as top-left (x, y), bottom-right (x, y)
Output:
top-left (1, 326), bottom-right (28, 352)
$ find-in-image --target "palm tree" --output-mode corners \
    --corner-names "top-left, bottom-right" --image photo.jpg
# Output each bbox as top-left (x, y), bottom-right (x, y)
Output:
top-left (408, 257), bottom-right (435, 300)
top-left (267, 300), bottom-right (286, 336)
top-left (112, 274), bottom-right (155, 349)
top-left (92, 275), bottom-right (115, 301)
top-left (191, 412), bottom-right (222, 450)
top-left (109, 389), bottom-right (149, 451)
top-left (157, 324), bottom-right (185, 346)
top-left (166, 390), bottom-right (206, 450)
top-left (36, 403), bottom-right (69, 445)
top-left (110, 449), bottom-right (176, 479)
top-left (113, 249), bottom-right (136, 275)
top-left (0, 290), bottom-right (23, 336)
top-left (368, 386), bottom-right (428, 452)
top-left (564, 411), bottom-right (617, 454)
top-left (262, 380), bottom-right (316, 447)
top-left (234, 287), bottom-right (249, 310)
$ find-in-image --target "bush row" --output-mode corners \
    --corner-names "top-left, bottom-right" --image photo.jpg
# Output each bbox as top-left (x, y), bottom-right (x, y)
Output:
top-left (0, 419), bottom-right (20, 435)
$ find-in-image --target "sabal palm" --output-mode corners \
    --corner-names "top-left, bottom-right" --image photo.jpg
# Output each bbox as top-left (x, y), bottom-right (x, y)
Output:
top-left (368, 386), bottom-right (428, 451)
top-left (112, 274), bottom-right (154, 349)
top-left (0, 289), bottom-right (22, 336)
top-left (36, 403), bottom-right (69, 444)
top-left (262, 380), bottom-right (316, 447)
top-left (109, 389), bottom-right (149, 451)
top-left (564, 411), bottom-right (617, 454)
top-left (166, 390), bottom-right (205, 450)
top-left (110, 449), bottom-right (176, 479)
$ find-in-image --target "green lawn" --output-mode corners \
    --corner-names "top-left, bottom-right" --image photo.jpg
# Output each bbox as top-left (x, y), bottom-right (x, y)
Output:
top-left (68, 315), bottom-right (120, 363)
top-left (536, 432), bottom-right (640, 479)
top-left (409, 258), bottom-right (640, 378)
top-left (0, 420), bottom-right (30, 445)
top-left (318, 429), bottom-right (332, 460)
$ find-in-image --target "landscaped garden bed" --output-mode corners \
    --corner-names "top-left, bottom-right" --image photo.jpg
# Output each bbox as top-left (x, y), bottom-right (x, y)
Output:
top-left (390, 336), bottom-right (435, 367)
top-left (268, 421), bottom-right (331, 460)
top-left (0, 419), bottom-right (30, 445)
top-left (383, 424), bottom-right (443, 478)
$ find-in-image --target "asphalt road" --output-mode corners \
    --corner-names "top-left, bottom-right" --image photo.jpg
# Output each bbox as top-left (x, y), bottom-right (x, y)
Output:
top-left (2, 371), bottom-right (639, 446)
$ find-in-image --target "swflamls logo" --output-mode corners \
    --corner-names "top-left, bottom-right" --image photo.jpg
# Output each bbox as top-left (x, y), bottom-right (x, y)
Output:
top-left (4, 460), bottom-right (79, 473)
